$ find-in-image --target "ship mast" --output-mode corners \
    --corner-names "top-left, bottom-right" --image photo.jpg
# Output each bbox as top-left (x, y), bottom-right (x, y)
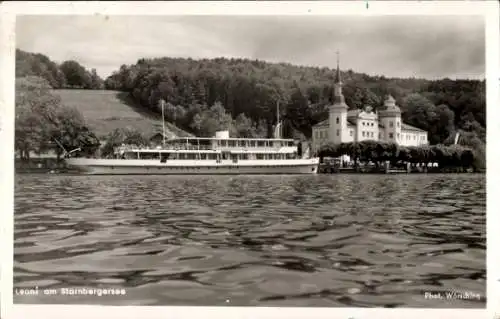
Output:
top-left (277, 100), bottom-right (280, 138)
top-left (160, 99), bottom-right (166, 145)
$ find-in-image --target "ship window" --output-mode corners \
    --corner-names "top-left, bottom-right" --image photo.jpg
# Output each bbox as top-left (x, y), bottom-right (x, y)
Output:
top-left (257, 141), bottom-right (265, 147)
top-left (228, 140), bottom-right (236, 147)
top-left (221, 140), bottom-right (227, 147)
top-left (250, 140), bottom-right (256, 147)
top-left (238, 140), bottom-right (245, 147)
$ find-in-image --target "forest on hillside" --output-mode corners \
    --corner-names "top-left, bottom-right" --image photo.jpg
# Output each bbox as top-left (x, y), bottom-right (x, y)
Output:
top-left (16, 49), bottom-right (105, 90)
top-left (16, 49), bottom-right (486, 148)
top-left (103, 57), bottom-right (486, 146)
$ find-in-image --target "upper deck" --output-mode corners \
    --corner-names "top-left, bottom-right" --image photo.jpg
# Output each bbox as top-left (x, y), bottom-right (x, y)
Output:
top-left (115, 130), bottom-right (299, 156)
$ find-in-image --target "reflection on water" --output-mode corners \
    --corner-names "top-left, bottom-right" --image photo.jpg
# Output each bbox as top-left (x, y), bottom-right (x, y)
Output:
top-left (14, 174), bottom-right (485, 307)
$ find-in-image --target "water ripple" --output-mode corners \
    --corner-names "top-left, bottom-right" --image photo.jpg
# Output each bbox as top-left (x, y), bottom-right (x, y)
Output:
top-left (14, 174), bottom-right (485, 307)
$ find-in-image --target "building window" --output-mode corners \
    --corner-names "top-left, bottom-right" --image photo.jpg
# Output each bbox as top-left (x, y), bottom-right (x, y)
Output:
top-left (371, 132), bottom-right (374, 138)
top-left (379, 133), bottom-right (381, 139)
top-left (397, 121), bottom-right (400, 127)
top-left (336, 117), bottom-right (339, 124)
top-left (362, 131), bottom-right (365, 137)
top-left (390, 121), bottom-right (394, 128)
top-left (389, 133), bottom-right (394, 139)
top-left (336, 129), bottom-right (340, 136)
top-left (350, 130), bottom-right (353, 136)
top-left (414, 135), bottom-right (416, 140)
top-left (397, 133), bottom-right (400, 139)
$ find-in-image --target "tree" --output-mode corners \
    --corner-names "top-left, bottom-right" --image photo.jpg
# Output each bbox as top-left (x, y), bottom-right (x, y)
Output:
top-left (100, 129), bottom-right (125, 158)
top-left (234, 113), bottom-right (257, 138)
top-left (317, 140), bottom-right (478, 171)
top-left (122, 128), bottom-right (148, 146)
top-left (285, 85), bottom-right (312, 138)
top-left (15, 77), bottom-right (61, 159)
top-left (15, 76), bottom-right (100, 159)
top-left (60, 60), bottom-right (92, 89)
top-left (89, 68), bottom-right (104, 90)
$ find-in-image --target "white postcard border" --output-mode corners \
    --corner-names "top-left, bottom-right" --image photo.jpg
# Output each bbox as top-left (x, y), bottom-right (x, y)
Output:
top-left (1, 1), bottom-right (498, 319)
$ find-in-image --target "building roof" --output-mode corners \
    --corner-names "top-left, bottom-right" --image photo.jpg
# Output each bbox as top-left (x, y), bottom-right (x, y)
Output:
top-left (401, 123), bottom-right (426, 132)
top-left (312, 118), bottom-right (426, 133)
top-left (313, 119), bottom-right (329, 128)
top-left (379, 94), bottom-right (401, 115)
top-left (313, 118), bottom-right (356, 128)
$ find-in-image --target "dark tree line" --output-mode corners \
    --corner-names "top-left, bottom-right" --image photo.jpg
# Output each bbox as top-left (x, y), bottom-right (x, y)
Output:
top-left (318, 140), bottom-right (483, 171)
top-left (16, 49), bottom-right (105, 90)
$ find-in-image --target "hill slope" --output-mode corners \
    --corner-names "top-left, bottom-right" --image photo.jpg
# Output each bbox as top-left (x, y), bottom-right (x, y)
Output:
top-left (52, 89), bottom-right (192, 138)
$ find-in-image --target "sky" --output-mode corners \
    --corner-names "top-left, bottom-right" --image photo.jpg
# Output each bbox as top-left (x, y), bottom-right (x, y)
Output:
top-left (16, 15), bottom-right (485, 80)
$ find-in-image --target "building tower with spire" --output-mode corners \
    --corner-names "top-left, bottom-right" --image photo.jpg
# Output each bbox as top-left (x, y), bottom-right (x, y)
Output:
top-left (328, 51), bottom-right (348, 144)
top-left (311, 51), bottom-right (429, 156)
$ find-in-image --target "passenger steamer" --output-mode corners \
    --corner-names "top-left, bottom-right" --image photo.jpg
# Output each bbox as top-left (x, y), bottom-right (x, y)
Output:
top-left (65, 130), bottom-right (319, 175)
top-left (64, 99), bottom-right (319, 175)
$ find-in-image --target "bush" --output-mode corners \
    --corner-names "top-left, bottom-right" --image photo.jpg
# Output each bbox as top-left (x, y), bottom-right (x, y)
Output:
top-left (318, 141), bottom-right (480, 170)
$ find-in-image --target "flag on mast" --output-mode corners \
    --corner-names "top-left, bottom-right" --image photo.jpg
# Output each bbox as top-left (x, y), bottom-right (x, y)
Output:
top-left (160, 99), bottom-right (166, 145)
top-left (274, 100), bottom-right (282, 139)
top-left (454, 132), bottom-right (460, 145)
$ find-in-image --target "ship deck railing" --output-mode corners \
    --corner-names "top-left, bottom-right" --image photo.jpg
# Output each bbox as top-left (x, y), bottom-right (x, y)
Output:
top-left (114, 145), bottom-right (298, 153)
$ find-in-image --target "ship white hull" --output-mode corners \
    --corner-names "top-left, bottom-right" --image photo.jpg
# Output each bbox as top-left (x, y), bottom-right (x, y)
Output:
top-left (65, 158), bottom-right (320, 175)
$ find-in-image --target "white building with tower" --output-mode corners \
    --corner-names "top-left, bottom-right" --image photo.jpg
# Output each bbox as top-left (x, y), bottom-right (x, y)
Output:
top-left (311, 55), bottom-right (428, 155)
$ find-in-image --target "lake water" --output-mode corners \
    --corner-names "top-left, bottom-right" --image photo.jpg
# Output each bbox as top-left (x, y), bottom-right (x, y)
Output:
top-left (13, 174), bottom-right (486, 308)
